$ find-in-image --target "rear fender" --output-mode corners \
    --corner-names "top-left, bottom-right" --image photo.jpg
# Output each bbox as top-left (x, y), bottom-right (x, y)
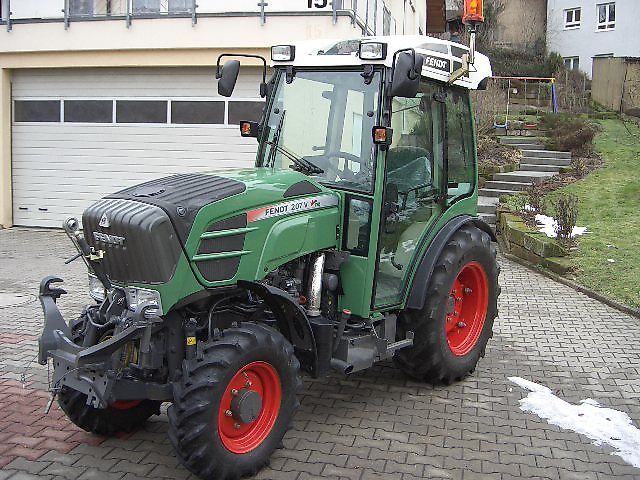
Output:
top-left (406, 215), bottom-right (495, 311)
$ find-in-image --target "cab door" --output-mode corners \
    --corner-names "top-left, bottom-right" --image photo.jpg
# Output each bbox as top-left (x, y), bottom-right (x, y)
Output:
top-left (373, 80), bottom-right (445, 308)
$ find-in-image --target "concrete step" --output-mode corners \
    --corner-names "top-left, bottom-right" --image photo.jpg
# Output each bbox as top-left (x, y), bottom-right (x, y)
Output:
top-left (498, 136), bottom-right (542, 145)
top-left (521, 156), bottom-right (571, 166)
top-left (485, 180), bottom-right (531, 191)
top-left (478, 188), bottom-right (520, 198)
top-left (493, 171), bottom-right (556, 184)
top-left (477, 196), bottom-right (499, 214)
top-left (520, 163), bottom-right (561, 173)
top-left (478, 212), bottom-right (497, 224)
top-left (513, 143), bottom-right (546, 150)
top-left (523, 149), bottom-right (571, 159)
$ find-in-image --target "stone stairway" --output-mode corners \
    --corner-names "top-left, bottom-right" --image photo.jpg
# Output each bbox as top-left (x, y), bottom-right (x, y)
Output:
top-left (477, 137), bottom-right (571, 229)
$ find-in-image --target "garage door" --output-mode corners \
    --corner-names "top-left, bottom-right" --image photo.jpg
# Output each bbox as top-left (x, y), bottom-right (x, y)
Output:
top-left (11, 67), bottom-right (262, 227)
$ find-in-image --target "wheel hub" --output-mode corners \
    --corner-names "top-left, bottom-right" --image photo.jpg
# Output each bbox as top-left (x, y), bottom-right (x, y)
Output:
top-left (218, 361), bottom-right (282, 454)
top-left (445, 262), bottom-right (489, 357)
top-left (230, 388), bottom-right (263, 424)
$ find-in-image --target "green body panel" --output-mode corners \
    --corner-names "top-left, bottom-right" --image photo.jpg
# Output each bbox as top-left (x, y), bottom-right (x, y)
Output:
top-left (128, 168), bottom-right (340, 313)
top-left (119, 78), bottom-right (481, 320)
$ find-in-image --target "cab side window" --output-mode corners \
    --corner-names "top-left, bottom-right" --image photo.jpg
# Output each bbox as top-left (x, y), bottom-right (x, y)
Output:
top-left (445, 89), bottom-right (475, 202)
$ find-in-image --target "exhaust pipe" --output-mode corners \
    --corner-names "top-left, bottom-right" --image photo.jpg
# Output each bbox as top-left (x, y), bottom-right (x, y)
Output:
top-left (330, 358), bottom-right (353, 375)
top-left (306, 252), bottom-right (325, 317)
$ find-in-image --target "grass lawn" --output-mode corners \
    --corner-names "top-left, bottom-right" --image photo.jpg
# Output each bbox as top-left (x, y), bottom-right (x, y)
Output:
top-left (558, 119), bottom-right (640, 309)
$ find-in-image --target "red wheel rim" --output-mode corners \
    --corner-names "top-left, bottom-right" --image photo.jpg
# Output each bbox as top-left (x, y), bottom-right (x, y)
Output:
top-left (218, 361), bottom-right (281, 454)
top-left (445, 261), bottom-right (489, 356)
top-left (110, 400), bottom-right (142, 410)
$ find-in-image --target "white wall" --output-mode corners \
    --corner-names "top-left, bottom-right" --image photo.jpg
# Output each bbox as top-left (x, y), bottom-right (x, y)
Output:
top-left (547, 0), bottom-right (640, 77)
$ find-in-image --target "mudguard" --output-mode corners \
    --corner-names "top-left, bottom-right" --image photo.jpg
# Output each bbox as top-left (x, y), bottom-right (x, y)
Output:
top-left (406, 215), bottom-right (496, 311)
top-left (238, 280), bottom-right (318, 375)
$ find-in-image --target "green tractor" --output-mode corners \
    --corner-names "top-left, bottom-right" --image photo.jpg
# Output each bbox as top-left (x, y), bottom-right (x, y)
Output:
top-left (38, 33), bottom-right (498, 480)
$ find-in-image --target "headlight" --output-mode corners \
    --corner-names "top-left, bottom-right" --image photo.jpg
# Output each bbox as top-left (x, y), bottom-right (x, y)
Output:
top-left (359, 42), bottom-right (387, 60)
top-left (271, 45), bottom-right (295, 61)
top-left (88, 274), bottom-right (106, 302)
top-left (125, 287), bottom-right (162, 317)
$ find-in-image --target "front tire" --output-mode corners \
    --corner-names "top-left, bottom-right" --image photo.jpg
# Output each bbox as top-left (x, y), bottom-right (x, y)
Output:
top-left (57, 388), bottom-right (161, 436)
top-left (168, 322), bottom-right (302, 480)
top-left (395, 225), bottom-right (499, 384)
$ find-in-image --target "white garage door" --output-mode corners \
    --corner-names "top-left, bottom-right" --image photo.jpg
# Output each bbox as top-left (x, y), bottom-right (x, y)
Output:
top-left (11, 67), bottom-right (262, 227)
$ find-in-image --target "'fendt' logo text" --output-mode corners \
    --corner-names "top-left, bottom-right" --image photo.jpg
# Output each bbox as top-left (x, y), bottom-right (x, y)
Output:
top-left (93, 231), bottom-right (125, 246)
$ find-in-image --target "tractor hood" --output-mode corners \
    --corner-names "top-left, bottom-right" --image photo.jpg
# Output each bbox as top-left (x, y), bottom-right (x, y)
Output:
top-left (102, 168), bottom-right (324, 245)
top-left (82, 168), bottom-right (336, 285)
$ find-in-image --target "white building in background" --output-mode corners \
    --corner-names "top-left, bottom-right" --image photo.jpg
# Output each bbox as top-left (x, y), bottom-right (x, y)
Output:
top-left (547, 0), bottom-right (640, 77)
top-left (0, 0), bottom-right (425, 228)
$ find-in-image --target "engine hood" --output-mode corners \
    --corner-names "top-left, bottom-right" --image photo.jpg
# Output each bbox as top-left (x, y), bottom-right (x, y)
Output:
top-left (106, 168), bottom-right (323, 246)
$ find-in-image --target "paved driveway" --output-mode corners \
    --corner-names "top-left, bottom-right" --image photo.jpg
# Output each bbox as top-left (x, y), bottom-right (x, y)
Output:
top-left (1, 228), bottom-right (639, 480)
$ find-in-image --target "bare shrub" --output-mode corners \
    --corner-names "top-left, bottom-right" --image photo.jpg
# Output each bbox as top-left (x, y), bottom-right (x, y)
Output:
top-left (472, 80), bottom-right (507, 134)
top-left (525, 183), bottom-right (546, 213)
top-left (555, 68), bottom-right (590, 114)
top-left (571, 157), bottom-right (588, 177)
top-left (553, 193), bottom-right (579, 244)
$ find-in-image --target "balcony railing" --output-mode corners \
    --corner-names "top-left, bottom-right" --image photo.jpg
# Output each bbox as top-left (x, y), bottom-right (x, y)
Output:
top-left (1, 0), bottom-right (396, 35)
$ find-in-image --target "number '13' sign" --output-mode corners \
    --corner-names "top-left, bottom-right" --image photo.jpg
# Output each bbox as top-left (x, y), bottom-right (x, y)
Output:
top-left (308, 0), bottom-right (329, 8)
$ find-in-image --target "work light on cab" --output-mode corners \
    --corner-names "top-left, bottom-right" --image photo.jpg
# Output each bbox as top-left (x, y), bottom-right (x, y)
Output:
top-left (463, 0), bottom-right (484, 24)
top-left (271, 45), bottom-right (295, 61)
top-left (359, 42), bottom-right (387, 60)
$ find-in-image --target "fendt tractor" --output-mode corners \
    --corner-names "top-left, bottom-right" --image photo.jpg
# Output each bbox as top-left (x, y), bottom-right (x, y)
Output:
top-left (37, 5), bottom-right (499, 479)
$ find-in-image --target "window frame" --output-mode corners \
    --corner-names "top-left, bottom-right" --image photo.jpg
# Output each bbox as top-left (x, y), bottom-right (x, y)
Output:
top-left (596, 2), bottom-right (615, 31)
top-left (444, 86), bottom-right (476, 206)
top-left (564, 7), bottom-right (581, 29)
top-left (563, 56), bottom-right (580, 70)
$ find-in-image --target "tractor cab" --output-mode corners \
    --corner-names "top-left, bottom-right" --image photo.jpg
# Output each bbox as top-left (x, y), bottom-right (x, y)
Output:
top-left (219, 36), bottom-right (492, 314)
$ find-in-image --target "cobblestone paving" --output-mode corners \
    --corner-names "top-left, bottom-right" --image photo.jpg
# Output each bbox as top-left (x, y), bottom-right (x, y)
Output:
top-left (1, 227), bottom-right (639, 480)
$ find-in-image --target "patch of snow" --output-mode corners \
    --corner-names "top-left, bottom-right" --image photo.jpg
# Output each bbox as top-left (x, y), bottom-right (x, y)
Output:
top-left (509, 377), bottom-right (640, 468)
top-left (534, 214), bottom-right (587, 238)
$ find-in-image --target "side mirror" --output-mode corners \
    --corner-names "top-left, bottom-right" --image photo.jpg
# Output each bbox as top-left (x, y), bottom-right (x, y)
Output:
top-left (389, 51), bottom-right (424, 98)
top-left (216, 60), bottom-right (240, 97)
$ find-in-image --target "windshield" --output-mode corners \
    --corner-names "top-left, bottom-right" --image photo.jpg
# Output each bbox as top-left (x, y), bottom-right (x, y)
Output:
top-left (257, 69), bottom-right (381, 192)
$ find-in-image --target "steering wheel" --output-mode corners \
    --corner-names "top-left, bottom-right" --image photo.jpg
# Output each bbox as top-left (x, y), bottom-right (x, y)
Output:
top-left (323, 150), bottom-right (365, 182)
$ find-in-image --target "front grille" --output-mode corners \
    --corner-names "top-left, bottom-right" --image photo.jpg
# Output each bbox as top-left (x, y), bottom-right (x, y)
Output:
top-left (83, 198), bottom-right (181, 284)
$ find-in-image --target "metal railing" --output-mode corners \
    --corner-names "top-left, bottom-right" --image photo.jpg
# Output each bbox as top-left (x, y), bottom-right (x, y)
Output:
top-left (0, 0), bottom-right (395, 33)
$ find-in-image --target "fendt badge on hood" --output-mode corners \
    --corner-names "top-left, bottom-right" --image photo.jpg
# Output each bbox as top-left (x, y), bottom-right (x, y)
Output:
top-left (93, 231), bottom-right (125, 246)
top-left (99, 213), bottom-right (111, 228)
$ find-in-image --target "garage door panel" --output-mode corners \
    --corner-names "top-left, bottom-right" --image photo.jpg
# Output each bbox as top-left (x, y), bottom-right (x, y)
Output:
top-left (12, 68), bottom-right (261, 227)
top-left (13, 68), bottom-right (266, 99)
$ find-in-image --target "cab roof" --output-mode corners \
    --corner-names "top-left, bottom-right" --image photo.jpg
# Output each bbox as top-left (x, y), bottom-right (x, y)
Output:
top-left (273, 35), bottom-right (492, 91)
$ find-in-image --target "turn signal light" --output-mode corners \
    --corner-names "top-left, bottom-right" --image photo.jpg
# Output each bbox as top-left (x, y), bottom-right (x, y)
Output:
top-left (372, 126), bottom-right (393, 148)
top-left (239, 120), bottom-right (260, 138)
top-left (463, 0), bottom-right (484, 23)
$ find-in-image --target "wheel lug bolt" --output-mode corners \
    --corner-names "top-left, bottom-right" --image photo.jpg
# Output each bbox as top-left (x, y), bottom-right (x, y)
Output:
top-left (464, 287), bottom-right (472, 295)
top-left (457, 321), bottom-right (466, 328)
top-left (245, 381), bottom-right (252, 388)
top-left (231, 389), bottom-right (238, 396)
top-left (234, 422), bottom-right (240, 429)
top-left (225, 409), bottom-right (232, 417)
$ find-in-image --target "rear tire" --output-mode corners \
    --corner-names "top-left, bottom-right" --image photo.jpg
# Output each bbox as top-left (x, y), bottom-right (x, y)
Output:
top-left (394, 225), bottom-right (499, 384)
top-left (167, 322), bottom-right (302, 480)
top-left (57, 388), bottom-right (161, 436)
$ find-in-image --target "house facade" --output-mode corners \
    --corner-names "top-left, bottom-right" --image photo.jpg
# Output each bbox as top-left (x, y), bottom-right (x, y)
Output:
top-left (0, 0), bottom-right (425, 228)
top-left (547, 0), bottom-right (640, 76)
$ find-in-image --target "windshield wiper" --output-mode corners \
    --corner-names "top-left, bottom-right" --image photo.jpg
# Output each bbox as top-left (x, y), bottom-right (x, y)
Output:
top-left (263, 110), bottom-right (323, 175)
top-left (264, 141), bottom-right (324, 175)
top-left (266, 110), bottom-right (286, 168)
